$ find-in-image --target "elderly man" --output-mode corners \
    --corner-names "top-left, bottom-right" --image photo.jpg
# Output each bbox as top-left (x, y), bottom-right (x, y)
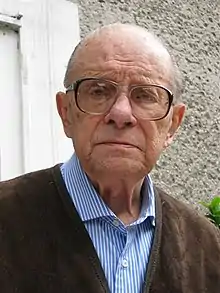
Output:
top-left (0, 23), bottom-right (219, 293)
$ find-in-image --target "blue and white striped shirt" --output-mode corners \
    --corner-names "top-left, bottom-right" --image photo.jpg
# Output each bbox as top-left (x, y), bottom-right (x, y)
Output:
top-left (61, 154), bottom-right (155, 293)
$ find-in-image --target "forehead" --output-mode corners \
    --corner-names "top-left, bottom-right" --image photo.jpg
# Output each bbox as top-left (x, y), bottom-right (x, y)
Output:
top-left (71, 30), bottom-right (173, 86)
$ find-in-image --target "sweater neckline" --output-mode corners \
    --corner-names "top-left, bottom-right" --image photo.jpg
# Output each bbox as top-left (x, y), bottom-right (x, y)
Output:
top-left (50, 164), bottom-right (162, 293)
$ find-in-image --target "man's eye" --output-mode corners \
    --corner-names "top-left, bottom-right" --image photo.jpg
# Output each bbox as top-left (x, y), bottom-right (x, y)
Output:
top-left (90, 86), bottom-right (106, 95)
top-left (135, 91), bottom-right (158, 103)
top-left (92, 87), bottom-right (106, 95)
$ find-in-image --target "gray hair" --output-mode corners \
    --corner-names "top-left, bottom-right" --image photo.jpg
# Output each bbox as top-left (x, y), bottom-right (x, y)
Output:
top-left (170, 61), bottom-right (184, 103)
top-left (64, 42), bottom-right (81, 89)
top-left (63, 23), bottom-right (183, 103)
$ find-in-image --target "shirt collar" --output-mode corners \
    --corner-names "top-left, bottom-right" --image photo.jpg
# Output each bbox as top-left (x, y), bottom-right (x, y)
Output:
top-left (60, 153), bottom-right (155, 226)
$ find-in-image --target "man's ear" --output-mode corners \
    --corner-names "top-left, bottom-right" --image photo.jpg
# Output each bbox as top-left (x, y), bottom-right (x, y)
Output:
top-left (164, 103), bottom-right (186, 148)
top-left (56, 91), bottom-right (73, 138)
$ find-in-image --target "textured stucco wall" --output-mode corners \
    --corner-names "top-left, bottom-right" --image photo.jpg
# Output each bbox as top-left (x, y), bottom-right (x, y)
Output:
top-left (71, 0), bottom-right (220, 208)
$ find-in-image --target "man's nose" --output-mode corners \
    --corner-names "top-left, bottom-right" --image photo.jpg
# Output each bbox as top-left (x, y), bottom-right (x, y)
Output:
top-left (104, 93), bottom-right (137, 129)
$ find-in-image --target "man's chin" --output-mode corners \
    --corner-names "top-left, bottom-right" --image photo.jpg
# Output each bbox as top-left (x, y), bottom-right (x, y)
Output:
top-left (91, 156), bottom-right (145, 176)
top-left (93, 145), bottom-right (142, 160)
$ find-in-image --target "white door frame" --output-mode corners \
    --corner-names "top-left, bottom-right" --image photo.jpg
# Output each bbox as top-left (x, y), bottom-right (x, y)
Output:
top-left (0, 16), bottom-right (22, 180)
top-left (0, 0), bottom-right (80, 179)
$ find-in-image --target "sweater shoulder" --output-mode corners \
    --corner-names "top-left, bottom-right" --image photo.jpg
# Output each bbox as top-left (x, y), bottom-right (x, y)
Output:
top-left (0, 165), bottom-right (60, 199)
top-left (0, 165), bottom-right (64, 222)
top-left (155, 186), bottom-right (220, 241)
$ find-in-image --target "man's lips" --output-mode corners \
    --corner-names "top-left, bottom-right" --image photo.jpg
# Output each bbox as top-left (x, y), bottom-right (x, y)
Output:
top-left (96, 141), bottom-right (141, 150)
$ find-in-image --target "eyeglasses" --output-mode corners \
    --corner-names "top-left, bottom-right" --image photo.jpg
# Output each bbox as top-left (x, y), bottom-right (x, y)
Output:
top-left (66, 77), bottom-right (173, 120)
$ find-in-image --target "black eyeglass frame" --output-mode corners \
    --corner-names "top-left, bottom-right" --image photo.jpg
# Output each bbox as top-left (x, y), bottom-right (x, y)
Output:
top-left (66, 77), bottom-right (174, 121)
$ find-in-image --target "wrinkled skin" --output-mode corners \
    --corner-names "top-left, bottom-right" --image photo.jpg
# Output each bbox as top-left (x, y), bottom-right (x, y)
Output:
top-left (56, 24), bottom-right (185, 224)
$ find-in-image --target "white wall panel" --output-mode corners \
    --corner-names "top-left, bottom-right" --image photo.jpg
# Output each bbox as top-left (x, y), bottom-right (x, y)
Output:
top-left (0, 27), bottom-right (23, 180)
top-left (0, 0), bottom-right (80, 180)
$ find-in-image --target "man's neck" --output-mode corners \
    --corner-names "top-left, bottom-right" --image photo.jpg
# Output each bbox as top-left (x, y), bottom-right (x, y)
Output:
top-left (91, 177), bottom-right (144, 225)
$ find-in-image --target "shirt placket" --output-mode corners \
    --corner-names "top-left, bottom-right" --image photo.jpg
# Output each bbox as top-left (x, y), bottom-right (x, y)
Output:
top-left (114, 226), bottom-right (136, 293)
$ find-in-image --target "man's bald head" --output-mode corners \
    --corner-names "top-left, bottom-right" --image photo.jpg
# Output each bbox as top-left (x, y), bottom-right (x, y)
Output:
top-left (64, 23), bottom-right (183, 102)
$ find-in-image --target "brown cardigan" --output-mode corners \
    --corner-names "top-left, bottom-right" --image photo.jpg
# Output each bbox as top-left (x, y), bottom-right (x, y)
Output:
top-left (0, 165), bottom-right (219, 293)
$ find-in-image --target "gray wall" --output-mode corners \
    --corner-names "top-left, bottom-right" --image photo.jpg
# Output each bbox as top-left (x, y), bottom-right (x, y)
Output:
top-left (72, 0), bottom-right (220, 208)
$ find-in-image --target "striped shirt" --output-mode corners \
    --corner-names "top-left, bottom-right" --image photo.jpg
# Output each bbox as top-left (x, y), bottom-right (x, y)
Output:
top-left (60, 154), bottom-right (155, 293)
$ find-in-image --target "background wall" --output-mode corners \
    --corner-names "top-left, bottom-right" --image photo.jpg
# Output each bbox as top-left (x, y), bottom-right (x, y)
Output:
top-left (72, 0), bottom-right (220, 208)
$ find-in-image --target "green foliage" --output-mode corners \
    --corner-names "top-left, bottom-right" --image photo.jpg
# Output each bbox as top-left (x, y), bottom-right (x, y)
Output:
top-left (200, 197), bottom-right (220, 228)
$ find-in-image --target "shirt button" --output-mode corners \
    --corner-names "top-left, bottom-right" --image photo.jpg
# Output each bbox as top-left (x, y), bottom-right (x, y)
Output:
top-left (112, 219), bottom-right (120, 227)
top-left (122, 259), bottom-right (128, 268)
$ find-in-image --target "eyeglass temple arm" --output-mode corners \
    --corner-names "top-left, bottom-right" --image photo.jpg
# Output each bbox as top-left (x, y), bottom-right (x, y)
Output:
top-left (66, 83), bottom-right (76, 92)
